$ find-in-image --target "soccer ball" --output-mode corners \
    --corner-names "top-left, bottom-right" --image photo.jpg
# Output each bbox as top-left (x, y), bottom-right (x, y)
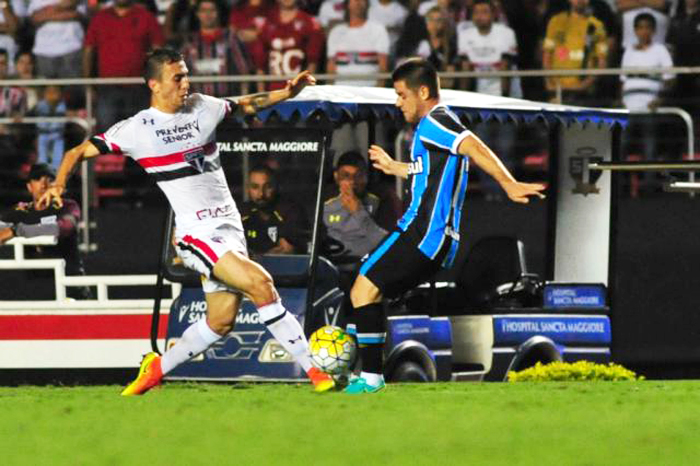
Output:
top-left (308, 325), bottom-right (356, 375)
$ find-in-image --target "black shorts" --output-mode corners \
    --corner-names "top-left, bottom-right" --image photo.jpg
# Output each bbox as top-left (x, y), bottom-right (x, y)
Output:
top-left (359, 230), bottom-right (450, 299)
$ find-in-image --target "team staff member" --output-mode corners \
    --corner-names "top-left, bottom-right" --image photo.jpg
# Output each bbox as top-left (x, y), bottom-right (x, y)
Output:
top-left (241, 164), bottom-right (309, 255)
top-left (344, 58), bottom-right (545, 394)
top-left (40, 48), bottom-right (334, 395)
top-left (0, 163), bottom-right (90, 300)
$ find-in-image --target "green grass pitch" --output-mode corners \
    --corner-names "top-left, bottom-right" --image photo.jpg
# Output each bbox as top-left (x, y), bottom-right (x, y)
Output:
top-left (1, 381), bottom-right (699, 465)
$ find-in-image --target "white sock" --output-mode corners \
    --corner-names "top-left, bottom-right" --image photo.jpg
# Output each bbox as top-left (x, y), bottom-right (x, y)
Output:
top-left (161, 318), bottom-right (222, 374)
top-left (258, 301), bottom-right (313, 372)
top-left (360, 371), bottom-right (384, 386)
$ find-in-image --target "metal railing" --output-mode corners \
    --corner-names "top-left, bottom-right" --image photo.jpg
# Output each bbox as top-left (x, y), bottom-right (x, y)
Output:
top-left (0, 236), bottom-right (181, 306)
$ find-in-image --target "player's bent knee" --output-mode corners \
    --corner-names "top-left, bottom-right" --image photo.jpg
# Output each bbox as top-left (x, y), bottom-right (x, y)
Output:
top-left (248, 271), bottom-right (278, 307)
top-left (207, 314), bottom-right (235, 335)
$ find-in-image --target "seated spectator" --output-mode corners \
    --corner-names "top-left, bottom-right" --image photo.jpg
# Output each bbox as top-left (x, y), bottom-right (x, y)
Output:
top-left (618, 0), bottom-right (675, 50)
top-left (326, 0), bottom-right (389, 86)
top-left (323, 151), bottom-right (388, 262)
top-left (229, 0), bottom-right (274, 44)
top-left (368, 0), bottom-right (408, 61)
top-left (621, 13), bottom-right (673, 166)
top-left (29, 0), bottom-right (85, 79)
top-left (0, 163), bottom-right (90, 299)
top-left (542, 0), bottom-right (609, 106)
top-left (0, 47), bottom-right (26, 119)
top-left (182, 0), bottom-right (253, 96)
top-left (33, 85), bottom-right (66, 171)
top-left (240, 165), bottom-right (309, 255)
top-left (251, 0), bottom-right (324, 91)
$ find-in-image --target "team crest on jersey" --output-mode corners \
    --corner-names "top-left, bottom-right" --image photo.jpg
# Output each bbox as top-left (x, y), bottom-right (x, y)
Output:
top-left (267, 226), bottom-right (278, 243)
top-left (184, 147), bottom-right (206, 173)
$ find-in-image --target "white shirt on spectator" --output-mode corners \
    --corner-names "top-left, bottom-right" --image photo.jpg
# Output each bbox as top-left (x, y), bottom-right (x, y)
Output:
top-left (621, 42), bottom-right (673, 111)
top-left (28, 0), bottom-right (86, 57)
top-left (621, 3), bottom-right (677, 49)
top-left (317, 0), bottom-right (344, 29)
top-left (457, 23), bottom-right (517, 96)
top-left (327, 20), bottom-right (389, 86)
top-left (368, 0), bottom-right (407, 51)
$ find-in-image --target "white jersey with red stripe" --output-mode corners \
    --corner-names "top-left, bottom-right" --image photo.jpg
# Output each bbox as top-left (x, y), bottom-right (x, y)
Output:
top-left (91, 93), bottom-right (241, 233)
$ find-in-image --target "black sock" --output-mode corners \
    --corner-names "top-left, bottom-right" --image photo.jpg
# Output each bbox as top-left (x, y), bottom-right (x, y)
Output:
top-left (354, 302), bottom-right (385, 374)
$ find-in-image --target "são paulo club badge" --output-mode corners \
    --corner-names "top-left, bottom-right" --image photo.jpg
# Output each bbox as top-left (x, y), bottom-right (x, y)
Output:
top-left (184, 147), bottom-right (205, 173)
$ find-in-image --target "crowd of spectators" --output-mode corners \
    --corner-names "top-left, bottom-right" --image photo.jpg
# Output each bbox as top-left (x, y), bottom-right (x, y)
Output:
top-left (0, 0), bottom-right (695, 204)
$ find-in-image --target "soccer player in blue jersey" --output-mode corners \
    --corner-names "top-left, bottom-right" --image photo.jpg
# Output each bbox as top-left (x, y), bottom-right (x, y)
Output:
top-left (344, 58), bottom-right (546, 394)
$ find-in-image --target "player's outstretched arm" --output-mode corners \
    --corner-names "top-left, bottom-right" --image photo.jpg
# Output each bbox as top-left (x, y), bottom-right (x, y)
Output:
top-left (369, 145), bottom-right (409, 179)
top-left (458, 133), bottom-right (546, 204)
top-left (232, 70), bottom-right (316, 116)
top-left (37, 139), bottom-right (101, 209)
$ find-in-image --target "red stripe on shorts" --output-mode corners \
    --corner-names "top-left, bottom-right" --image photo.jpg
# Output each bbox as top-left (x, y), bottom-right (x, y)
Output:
top-left (183, 234), bottom-right (219, 264)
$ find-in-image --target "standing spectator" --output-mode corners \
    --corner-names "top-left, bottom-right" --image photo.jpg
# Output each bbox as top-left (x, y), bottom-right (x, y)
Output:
top-left (33, 85), bottom-right (66, 171)
top-left (251, 0), bottom-right (324, 91)
top-left (28, 0), bottom-right (86, 78)
top-left (542, 0), bottom-right (609, 105)
top-left (368, 0), bottom-right (408, 60)
top-left (621, 13), bottom-right (673, 166)
top-left (326, 0), bottom-right (389, 86)
top-left (618, 0), bottom-right (677, 50)
top-left (0, 0), bottom-right (20, 73)
top-left (84, 0), bottom-right (164, 131)
top-left (229, 0), bottom-right (274, 44)
top-left (413, 6), bottom-right (457, 87)
top-left (182, 0), bottom-right (253, 96)
top-left (668, 0), bottom-right (700, 114)
top-left (458, 0), bottom-right (517, 198)
top-left (316, 0), bottom-right (344, 33)
top-left (458, 0), bottom-right (517, 96)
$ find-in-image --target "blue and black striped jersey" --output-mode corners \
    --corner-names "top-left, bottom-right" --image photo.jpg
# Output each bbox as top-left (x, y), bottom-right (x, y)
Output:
top-left (398, 104), bottom-right (471, 267)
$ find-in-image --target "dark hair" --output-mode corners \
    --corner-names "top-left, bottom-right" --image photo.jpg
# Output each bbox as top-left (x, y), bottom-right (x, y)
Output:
top-left (0, 48), bottom-right (8, 60)
top-left (335, 151), bottom-right (367, 171)
top-left (634, 12), bottom-right (656, 30)
top-left (392, 58), bottom-right (440, 99)
top-left (343, 0), bottom-right (368, 22)
top-left (14, 50), bottom-right (33, 63)
top-left (144, 48), bottom-right (184, 84)
top-left (472, 0), bottom-right (494, 10)
top-left (195, 0), bottom-right (226, 28)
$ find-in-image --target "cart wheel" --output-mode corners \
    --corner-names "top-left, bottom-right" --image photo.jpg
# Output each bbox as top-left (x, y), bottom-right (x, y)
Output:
top-left (391, 361), bottom-right (430, 383)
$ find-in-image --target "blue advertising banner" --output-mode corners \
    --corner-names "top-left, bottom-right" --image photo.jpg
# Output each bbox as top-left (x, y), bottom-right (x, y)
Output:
top-left (493, 315), bottom-right (611, 346)
top-left (544, 283), bottom-right (607, 309)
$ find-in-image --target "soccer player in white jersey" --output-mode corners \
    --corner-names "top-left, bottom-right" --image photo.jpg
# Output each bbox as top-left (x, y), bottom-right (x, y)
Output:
top-left (38, 48), bottom-right (336, 395)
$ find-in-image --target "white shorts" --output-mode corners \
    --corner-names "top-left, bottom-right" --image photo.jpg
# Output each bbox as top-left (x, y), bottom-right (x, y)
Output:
top-left (175, 222), bottom-right (248, 294)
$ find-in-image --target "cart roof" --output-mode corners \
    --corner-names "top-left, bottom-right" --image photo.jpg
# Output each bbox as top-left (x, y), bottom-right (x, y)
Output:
top-left (257, 85), bottom-right (628, 128)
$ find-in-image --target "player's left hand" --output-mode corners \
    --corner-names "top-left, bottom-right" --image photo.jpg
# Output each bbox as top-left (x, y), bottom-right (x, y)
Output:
top-left (286, 70), bottom-right (316, 98)
top-left (502, 181), bottom-right (546, 204)
top-left (37, 185), bottom-right (64, 210)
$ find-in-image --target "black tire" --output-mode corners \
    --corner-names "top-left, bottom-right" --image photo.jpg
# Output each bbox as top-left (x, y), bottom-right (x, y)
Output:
top-left (391, 361), bottom-right (430, 383)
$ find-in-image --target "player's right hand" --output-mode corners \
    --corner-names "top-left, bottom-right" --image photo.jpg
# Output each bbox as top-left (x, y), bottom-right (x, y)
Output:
top-left (38, 185), bottom-right (64, 209)
top-left (368, 144), bottom-right (394, 176)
